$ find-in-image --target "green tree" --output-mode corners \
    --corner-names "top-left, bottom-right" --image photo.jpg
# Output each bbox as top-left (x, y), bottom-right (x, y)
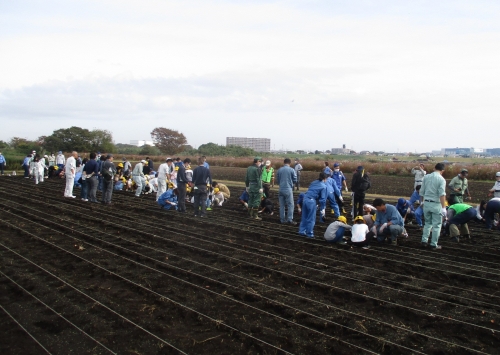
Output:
top-left (139, 144), bottom-right (161, 156)
top-left (150, 127), bottom-right (187, 154)
top-left (89, 129), bottom-right (115, 153)
top-left (9, 137), bottom-right (40, 153)
top-left (43, 126), bottom-right (93, 152)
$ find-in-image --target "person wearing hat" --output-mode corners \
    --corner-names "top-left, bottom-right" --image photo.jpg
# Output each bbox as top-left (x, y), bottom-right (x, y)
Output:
top-left (324, 216), bottom-right (351, 244)
top-left (396, 198), bottom-right (415, 225)
top-left (372, 198), bottom-right (407, 244)
top-left (276, 158), bottom-right (297, 224)
top-left (0, 152), bottom-right (6, 175)
top-left (56, 151), bottom-right (65, 170)
top-left (488, 172), bottom-right (500, 198)
top-left (298, 172), bottom-right (328, 238)
top-left (351, 166), bottom-right (371, 217)
top-left (245, 157), bottom-right (264, 220)
top-left (411, 163), bottom-right (427, 189)
top-left (323, 162), bottom-right (333, 178)
top-left (332, 162), bottom-right (348, 192)
top-left (261, 160), bottom-right (275, 198)
top-left (132, 159), bottom-right (147, 197)
top-left (420, 163), bottom-right (447, 249)
top-left (409, 185), bottom-right (423, 229)
top-left (101, 154), bottom-right (116, 204)
top-left (122, 158), bottom-right (131, 177)
top-left (325, 176), bottom-right (341, 219)
top-left (293, 158), bottom-right (303, 191)
top-left (448, 169), bottom-right (471, 204)
top-left (157, 185), bottom-right (178, 210)
top-left (350, 215), bottom-right (372, 249)
top-left (211, 187), bottom-right (226, 207)
top-left (212, 181), bottom-right (230, 199)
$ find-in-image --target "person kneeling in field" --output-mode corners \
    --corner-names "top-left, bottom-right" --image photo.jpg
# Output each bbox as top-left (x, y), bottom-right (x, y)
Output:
top-left (373, 198), bottom-right (407, 245)
top-left (444, 203), bottom-right (477, 243)
top-left (324, 216), bottom-right (351, 244)
top-left (212, 181), bottom-right (230, 200)
top-left (350, 215), bottom-right (373, 249)
top-left (157, 186), bottom-right (178, 210)
top-left (239, 189), bottom-right (250, 210)
top-left (211, 187), bottom-right (225, 207)
top-left (258, 194), bottom-right (274, 215)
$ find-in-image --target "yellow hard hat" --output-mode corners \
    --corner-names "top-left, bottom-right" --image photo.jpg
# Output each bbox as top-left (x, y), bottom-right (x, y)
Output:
top-left (354, 215), bottom-right (364, 222)
top-left (175, 166), bottom-right (179, 171)
top-left (214, 188), bottom-right (220, 194)
top-left (118, 163), bottom-right (124, 168)
top-left (337, 216), bottom-right (347, 224)
top-left (54, 166), bottom-right (59, 170)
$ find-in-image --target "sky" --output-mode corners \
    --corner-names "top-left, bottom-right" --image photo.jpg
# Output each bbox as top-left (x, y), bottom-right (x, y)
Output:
top-left (1, 0), bottom-right (499, 153)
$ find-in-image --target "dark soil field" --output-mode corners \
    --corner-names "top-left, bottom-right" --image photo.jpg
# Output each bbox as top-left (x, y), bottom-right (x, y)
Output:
top-left (1, 173), bottom-right (499, 355)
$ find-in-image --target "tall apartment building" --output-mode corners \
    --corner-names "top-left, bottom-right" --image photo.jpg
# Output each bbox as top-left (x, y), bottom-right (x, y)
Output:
top-left (130, 140), bottom-right (154, 147)
top-left (226, 137), bottom-right (271, 152)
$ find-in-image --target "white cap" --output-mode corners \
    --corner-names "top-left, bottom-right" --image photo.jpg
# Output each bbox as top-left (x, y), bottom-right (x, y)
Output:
top-left (265, 160), bottom-right (271, 166)
top-left (496, 172), bottom-right (500, 177)
top-left (141, 159), bottom-right (147, 163)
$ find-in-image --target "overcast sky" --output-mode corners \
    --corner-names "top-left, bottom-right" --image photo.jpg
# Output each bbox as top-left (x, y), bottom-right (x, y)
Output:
top-left (1, 0), bottom-right (499, 153)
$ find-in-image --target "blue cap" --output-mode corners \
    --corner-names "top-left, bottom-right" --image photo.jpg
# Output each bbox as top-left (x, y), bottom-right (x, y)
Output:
top-left (397, 198), bottom-right (406, 207)
top-left (333, 162), bottom-right (340, 167)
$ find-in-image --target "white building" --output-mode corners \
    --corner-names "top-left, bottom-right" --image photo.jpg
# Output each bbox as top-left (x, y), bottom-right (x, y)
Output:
top-left (130, 140), bottom-right (154, 147)
top-left (226, 137), bottom-right (271, 152)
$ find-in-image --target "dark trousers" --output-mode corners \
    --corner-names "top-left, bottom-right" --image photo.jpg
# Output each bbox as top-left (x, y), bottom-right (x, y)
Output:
top-left (485, 200), bottom-right (500, 229)
top-left (295, 174), bottom-right (301, 190)
top-left (80, 179), bottom-right (88, 199)
top-left (193, 185), bottom-right (207, 216)
top-left (88, 176), bottom-right (98, 202)
top-left (351, 239), bottom-right (370, 248)
top-left (335, 194), bottom-right (344, 209)
top-left (450, 207), bottom-right (476, 226)
top-left (23, 164), bottom-right (29, 177)
top-left (177, 183), bottom-right (187, 212)
top-left (102, 179), bottom-right (113, 203)
top-left (353, 192), bottom-right (365, 217)
top-left (0, 162), bottom-right (4, 175)
top-left (262, 183), bottom-right (271, 198)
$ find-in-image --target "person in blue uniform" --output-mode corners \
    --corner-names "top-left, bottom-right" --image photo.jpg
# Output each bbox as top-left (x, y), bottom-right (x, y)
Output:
top-left (325, 177), bottom-right (341, 219)
top-left (298, 173), bottom-right (328, 238)
top-left (157, 186), bottom-right (178, 210)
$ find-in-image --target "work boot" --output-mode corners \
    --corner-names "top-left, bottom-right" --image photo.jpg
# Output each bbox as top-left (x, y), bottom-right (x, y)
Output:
top-left (249, 208), bottom-right (254, 218)
top-left (450, 236), bottom-right (460, 242)
top-left (253, 209), bottom-right (262, 220)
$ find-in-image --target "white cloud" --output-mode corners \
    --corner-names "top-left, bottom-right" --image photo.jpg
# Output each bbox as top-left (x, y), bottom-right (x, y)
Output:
top-left (0, 0), bottom-right (499, 152)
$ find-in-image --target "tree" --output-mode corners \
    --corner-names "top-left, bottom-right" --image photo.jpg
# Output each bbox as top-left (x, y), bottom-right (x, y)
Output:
top-left (89, 129), bottom-right (115, 153)
top-left (139, 144), bottom-right (160, 156)
top-left (9, 137), bottom-right (40, 153)
top-left (150, 127), bottom-right (187, 154)
top-left (0, 140), bottom-right (8, 150)
top-left (43, 126), bottom-right (92, 152)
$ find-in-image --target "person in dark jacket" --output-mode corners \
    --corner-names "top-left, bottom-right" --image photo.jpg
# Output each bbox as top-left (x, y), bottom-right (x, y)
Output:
top-left (192, 157), bottom-right (212, 217)
top-left (101, 154), bottom-right (117, 205)
top-left (351, 166), bottom-right (371, 217)
top-left (176, 158), bottom-right (190, 213)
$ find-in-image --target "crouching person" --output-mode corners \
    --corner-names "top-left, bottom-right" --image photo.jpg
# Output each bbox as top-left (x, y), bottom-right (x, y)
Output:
top-left (157, 188), bottom-right (178, 210)
top-left (447, 203), bottom-right (477, 242)
top-left (258, 194), bottom-right (274, 215)
top-left (373, 198), bottom-right (407, 245)
top-left (324, 216), bottom-right (351, 244)
top-left (350, 215), bottom-right (372, 249)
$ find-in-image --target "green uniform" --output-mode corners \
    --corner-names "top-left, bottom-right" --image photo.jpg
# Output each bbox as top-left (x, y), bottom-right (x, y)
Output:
top-left (448, 175), bottom-right (468, 204)
top-left (245, 164), bottom-right (262, 209)
top-left (420, 171), bottom-right (446, 247)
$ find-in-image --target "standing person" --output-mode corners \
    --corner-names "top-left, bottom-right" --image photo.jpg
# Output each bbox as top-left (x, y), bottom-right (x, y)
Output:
top-left (420, 163), bottom-right (447, 249)
top-left (293, 158), bottom-right (303, 191)
top-left (0, 152), bottom-right (6, 175)
top-left (132, 160), bottom-right (147, 197)
top-left (332, 162), bottom-right (347, 213)
top-left (34, 155), bottom-right (46, 184)
top-left (22, 154), bottom-right (31, 178)
top-left (101, 154), bottom-right (116, 205)
top-left (411, 163), bottom-right (426, 188)
top-left (148, 157), bottom-right (154, 173)
top-left (176, 158), bottom-right (190, 213)
top-left (351, 166), bottom-right (371, 217)
top-left (157, 158), bottom-right (172, 201)
top-left (323, 162), bottom-right (332, 178)
top-left (325, 177), bottom-right (341, 219)
top-left (276, 158), bottom-right (297, 225)
top-left (64, 151), bottom-right (78, 198)
top-left (488, 172), bottom-right (500, 198)
top-left (122, 157), bottom-right (131, 177)
top-left (56, 151), bottom-right (65, 170)
top-left (372, 198), bottom-right (406, 244)
top-left (448, 169), bottom-right (471, 204)
top-left (202, 156), bottom-right (210, 169)
top-left (143, 157), bottom-right (151, 175)
top-left (298, 173), bottom-right (328, 238)
top-left (192, 157), bottom-right (212, 217)
top-left (245, 157), bottom-right (264, 220)
top-left (97, 155), bottom-right (106, 191)
top-left (79, 158), bottom-right (88, 201)
top-left (84, 153), bottom-right (99, 203)
top-left (48, 152), bottom-right (56, 167)
top-left (261, 160), bottom-right (275, 198)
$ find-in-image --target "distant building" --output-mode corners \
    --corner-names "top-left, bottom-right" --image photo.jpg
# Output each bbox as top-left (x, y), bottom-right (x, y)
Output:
top-left (226, 137), bottom-right (271, 152)
top-left (330, 148), bottom-right (350, 154)
top-left (442, 147), bottom-right (486, 156)
top-left (130, 140), bottom-right (154, 147)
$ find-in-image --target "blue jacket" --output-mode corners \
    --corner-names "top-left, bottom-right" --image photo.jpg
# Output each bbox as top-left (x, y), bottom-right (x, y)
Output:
top-left (326, 177), bottom-right (341, 198)
top-left (396, 199), bottom-right (411, 217)
top-left (158, 190), bottom-right (178, 210)
top-left (239, 190), bottom-right (249, 202)
top-left (323, 166), bottom-right (332, 177)
top-left (296, 193), bottom-right (305, 207)
top-left (0, 155), bottom-right (5, 164)
top-left (23, 157), bottom-right (30, 166)
top-left (331, 170), bottom-right (345, 189)
top-left (375, 204), bottom-right (404, 227)
top-left (276, 165), bottom-right (297, 190)
top-left (409, 190), bottom-right (420, 205)
top-left (304, 180), bottom-right (327, 210)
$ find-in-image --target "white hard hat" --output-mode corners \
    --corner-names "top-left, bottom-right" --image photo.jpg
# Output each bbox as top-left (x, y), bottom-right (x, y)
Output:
top-left (496, 172), bottom-right (500, 177)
